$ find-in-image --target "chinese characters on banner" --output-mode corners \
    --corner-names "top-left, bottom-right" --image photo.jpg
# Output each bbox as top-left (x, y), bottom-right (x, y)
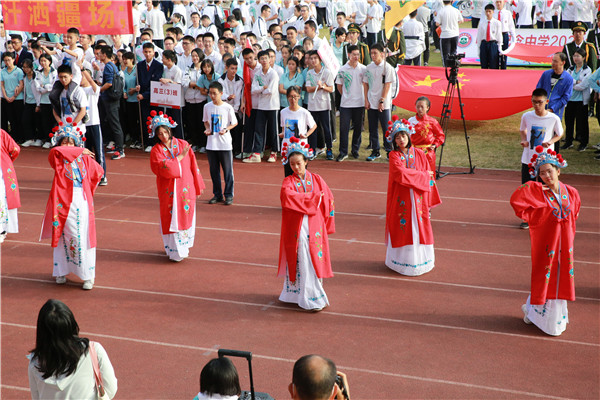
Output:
top-left (2, 0), bottom-right (133, 35)
top-left (458, 28), bottom-right (572, 66)
top-left (150, 82), bottom-right (182, 109)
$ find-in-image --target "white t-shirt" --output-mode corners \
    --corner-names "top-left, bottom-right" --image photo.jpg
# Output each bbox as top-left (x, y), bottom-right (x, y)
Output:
top-left (280, 106), bottom-right (315, 164)
top-left (147, 8), bottom-right (167, 39)
top-left (335, 62), bottom-right (366, 108)
top-left (203, 101), bottom-right (237, 151)
top-left (366, 3), bottom-right (383, 34)
top-left (435, 4), bottom-right (464, 38)
top-left (363, 60), bottom-right (395, 110)
top-left (519, 110), bottom-right (563, 164)
top-left (305, 67), bottom-right (334, 111)
top-left (82, 85), bottom-right (100, 126)
top-left (60, 86), bottom-right (88, 135)
top-left (219, 74), bottom-right (244, 111)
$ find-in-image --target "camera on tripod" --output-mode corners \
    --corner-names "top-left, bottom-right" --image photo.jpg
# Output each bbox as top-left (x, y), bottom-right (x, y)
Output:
top-left (446, 53), bottom-right (465, 69)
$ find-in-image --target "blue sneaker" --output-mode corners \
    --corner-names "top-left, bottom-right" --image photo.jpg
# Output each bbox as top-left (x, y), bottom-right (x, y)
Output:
top-left (326, 149), bottom-right (334, 160)
top-left (366, 151), bottom-right (381, 161)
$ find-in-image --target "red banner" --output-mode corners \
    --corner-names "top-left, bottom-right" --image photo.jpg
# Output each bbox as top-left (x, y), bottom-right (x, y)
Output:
top-left (393, 66), bottom-right (544, 120)
top-left (506, 42), bottom-right (563, 64)
top-left (2, 0), bottom-right (133, 35)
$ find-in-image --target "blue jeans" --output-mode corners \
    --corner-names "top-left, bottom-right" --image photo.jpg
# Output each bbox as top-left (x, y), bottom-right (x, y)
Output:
top-left (206, 150), bottom-right (234, 199)
top-left (367, 108), bottom-right (391, 153)
top-left (338, 107), bottom-right (364, 156)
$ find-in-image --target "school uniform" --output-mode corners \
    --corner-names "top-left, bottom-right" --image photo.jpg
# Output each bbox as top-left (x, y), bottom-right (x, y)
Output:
top-left (219, 72), bottom-right (245, 155)
top-left (495, 7), bottom-right (516, 69)
top-left (162, 63), bottom-right (185, 139)
top-left (335, 62), bottom-right (366, 158)
top-left (1, 66), bottom-right (25, 141)
top-left (251, 66), bottom-right (280, 154)
top-left (476, 17), bottom-right (503, 69)
top-left (363, 60), bottom-right (395, 155)
top-left (306, 67), bottom-right (334, 152)
top-left (137, 58), bottom-right (163, 143)
top-left (82, 85), bottom-right (107, 178)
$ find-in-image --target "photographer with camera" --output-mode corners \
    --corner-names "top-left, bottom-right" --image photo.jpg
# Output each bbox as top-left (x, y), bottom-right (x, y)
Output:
top-left (289, 355), bottom-right (350, 400)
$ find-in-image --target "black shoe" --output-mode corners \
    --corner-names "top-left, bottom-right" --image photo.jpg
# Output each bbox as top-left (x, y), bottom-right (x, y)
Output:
top-left (560, 143), bottom-right (573, 150)
top-left (366, 151), bottom-right (381, 161)
top-left (208, 196), bottom-right (224, 204)
top-left (594, 149), bottom-right (600, 154)
top-left (365, 144), bottom-right (372, 150)
top-left (595, 154), bottom-right (600, 160)
top-left (224, 197), bottom-right (233, 205)
top-left (577, 144), bottom-right (587, 152)
top-left (351, 151), bottom-right (359, 159)
top-left (336, 154), bottom-right (348, 162)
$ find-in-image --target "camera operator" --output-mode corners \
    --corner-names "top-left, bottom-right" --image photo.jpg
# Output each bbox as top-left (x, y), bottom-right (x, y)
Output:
top-left (288, 355), bottom-right (350, 400)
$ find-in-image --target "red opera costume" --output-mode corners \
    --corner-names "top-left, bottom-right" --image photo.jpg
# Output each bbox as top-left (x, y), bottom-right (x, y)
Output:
top-left (0, 129), bottom-right (21, 239)
top-left (384, 117), bottom-right (441, 276)
top-left (40, 145), bottom-right (103, 286)
top-left (510, 146), bottom-right (580, 336)
top-left (278, 139), bottom-right (335, 310)
top-left (148, 111), bottom-right (204, 262)
top-left (408, 114), bottom-right (445, 174)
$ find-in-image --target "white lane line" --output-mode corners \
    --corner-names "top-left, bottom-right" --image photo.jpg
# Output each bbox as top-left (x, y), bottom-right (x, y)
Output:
top-left (261, 301), bottom-right (275, 311)
top-left (6, 242), bottom-right (598, 301)
top-left (0, 322), bottom-right (574, 399)
top-left (2, 278), bottom-right (598, 347)
top-left (0, 385), bottom-right (30, 392)
top-left (203, 344), bottom-right (220, 356)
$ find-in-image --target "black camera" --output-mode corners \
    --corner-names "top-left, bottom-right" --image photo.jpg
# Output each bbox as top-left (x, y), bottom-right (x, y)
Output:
top-left (335, 375), bottom-right (350, 400)
top-left (446, 53), bottom-right (465, 68)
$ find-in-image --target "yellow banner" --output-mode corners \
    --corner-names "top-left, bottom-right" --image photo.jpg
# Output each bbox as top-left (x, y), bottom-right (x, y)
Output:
top-left (385, 0), bottom-right (425, 38)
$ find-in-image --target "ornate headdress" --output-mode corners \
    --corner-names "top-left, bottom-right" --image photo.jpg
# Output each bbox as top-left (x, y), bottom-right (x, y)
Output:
top-left (146, 110), bottom-right (177, 138)
top-left (385, 115), bottom-right (415, 143)
top-left (528, 145), bottom-right (567, 178)
top-left (49, 117), bottom-right (85, 147)
top-left (281, 136), bottom-right (313, 164)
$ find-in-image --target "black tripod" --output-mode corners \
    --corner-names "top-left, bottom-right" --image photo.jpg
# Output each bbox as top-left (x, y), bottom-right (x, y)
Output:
top-left (436, 62), bottom-right (475, 179)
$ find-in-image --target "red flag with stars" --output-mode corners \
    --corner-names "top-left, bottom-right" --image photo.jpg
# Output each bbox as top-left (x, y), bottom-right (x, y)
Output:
top-left (393, 66), bottom-right (544, 120)
top-left (243, 38), bottom-right (253, 118)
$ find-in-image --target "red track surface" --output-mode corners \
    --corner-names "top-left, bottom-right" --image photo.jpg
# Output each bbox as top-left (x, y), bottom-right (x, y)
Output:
top-left (2, 148), bottom-right (599, 399)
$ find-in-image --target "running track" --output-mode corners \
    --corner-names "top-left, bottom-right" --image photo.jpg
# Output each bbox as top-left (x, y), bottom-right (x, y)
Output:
top-left (2, 148), bottom-right (599, 399)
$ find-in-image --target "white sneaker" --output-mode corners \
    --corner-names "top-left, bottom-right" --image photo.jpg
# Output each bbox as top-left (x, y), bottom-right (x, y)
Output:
top-left (21, 140), bottom-right (34, 147)
top-left (56, 276), bottom-right (67, 284)
top-left (199, 147), bottom-right (206, 153)
top-left (315, 148), bottom-right (325, 156)
top-left (242, 153), bottom-right (261, 163)
top-left (106, 141), bottom-right (115, 150)
top-left (521, 304), bottom-right (532, 324)
top-left (335, 110), bottom-right (340, 117)
top-left (82, 280), bottom-right (94, 290)
top-left (144, 145), bottom-right (153, 153)
top-left (33, 139), bottom-right (43, 147)
top-left (42, 141), bottom-right (51, 149)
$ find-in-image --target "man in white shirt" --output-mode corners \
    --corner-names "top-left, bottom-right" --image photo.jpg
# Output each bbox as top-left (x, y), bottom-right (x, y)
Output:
top-left (302, 20), bottom-right (322, 50)
top-left (363, 43), bottom-right (395, 161)
top-left (403, 10), bottom-right (426, 66)
top-left (199, 15), bottom-right (220, 39)
top-left (160, 49), bottom-right (185, 139)
top-left (219, 58), bottom-right (245, 156)
top-left (476, 4), bottom-right (503, 69)
top-left (305, 50), bottom-right (335, 159)
top-left (252, 4), bottom-right (271, 38)
top-left (495, 0), bottom-right (516, 69)
top-left (435, 0), bottom-right (464, 67)
top-left (513, 0), bottom-right (534, 28)
top-left (244, 50), bottom-right (280, 163)
top-left (186, 12), bottom-right (203, 38)
top-left (146, 1), bottom-right (167, 48)
top-left (335, 44), bottom-right (366, 161)
top-left (363, 0), bottom-right (383, 47)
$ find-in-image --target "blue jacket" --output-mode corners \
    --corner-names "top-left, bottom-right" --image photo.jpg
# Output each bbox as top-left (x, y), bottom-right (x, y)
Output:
top-left (536, 69), bottom-right (573, 120)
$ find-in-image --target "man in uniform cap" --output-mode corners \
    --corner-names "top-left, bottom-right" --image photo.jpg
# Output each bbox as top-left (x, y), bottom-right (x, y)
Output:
top-left (562, 21), bottom-right (597, 71)
top-left (342, 23), bottom-right (371, 65)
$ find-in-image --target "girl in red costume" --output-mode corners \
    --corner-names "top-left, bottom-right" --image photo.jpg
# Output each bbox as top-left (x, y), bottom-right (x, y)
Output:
top-left (149, 111), bottom-right (204, 262)
top-left (278, 137), bottom-right (335, 311)
top-left (40, 118), bottom-right (104, 290)
top-left (385, 116), bottom-right (441, 276)
top-left (510, 146), bottom-right (580, 336)
top-left (0, 128), bottom-right (20, 243)
top-left (407, 96), bottom-right (445, 176)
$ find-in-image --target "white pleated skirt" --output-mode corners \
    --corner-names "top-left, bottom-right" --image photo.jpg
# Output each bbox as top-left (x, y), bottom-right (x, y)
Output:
top-left (385, 188), bottom-right (435, 276)
top-left (53, 187), bottom-right (96, 281)
top-left (280, 215), bottom-right (329, 310)
top-left (523, 295), bottom-right (569, 336)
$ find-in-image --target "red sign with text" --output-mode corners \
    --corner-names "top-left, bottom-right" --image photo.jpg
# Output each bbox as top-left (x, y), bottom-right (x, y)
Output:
top-left (2, 0), bottom-right (133, 35)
